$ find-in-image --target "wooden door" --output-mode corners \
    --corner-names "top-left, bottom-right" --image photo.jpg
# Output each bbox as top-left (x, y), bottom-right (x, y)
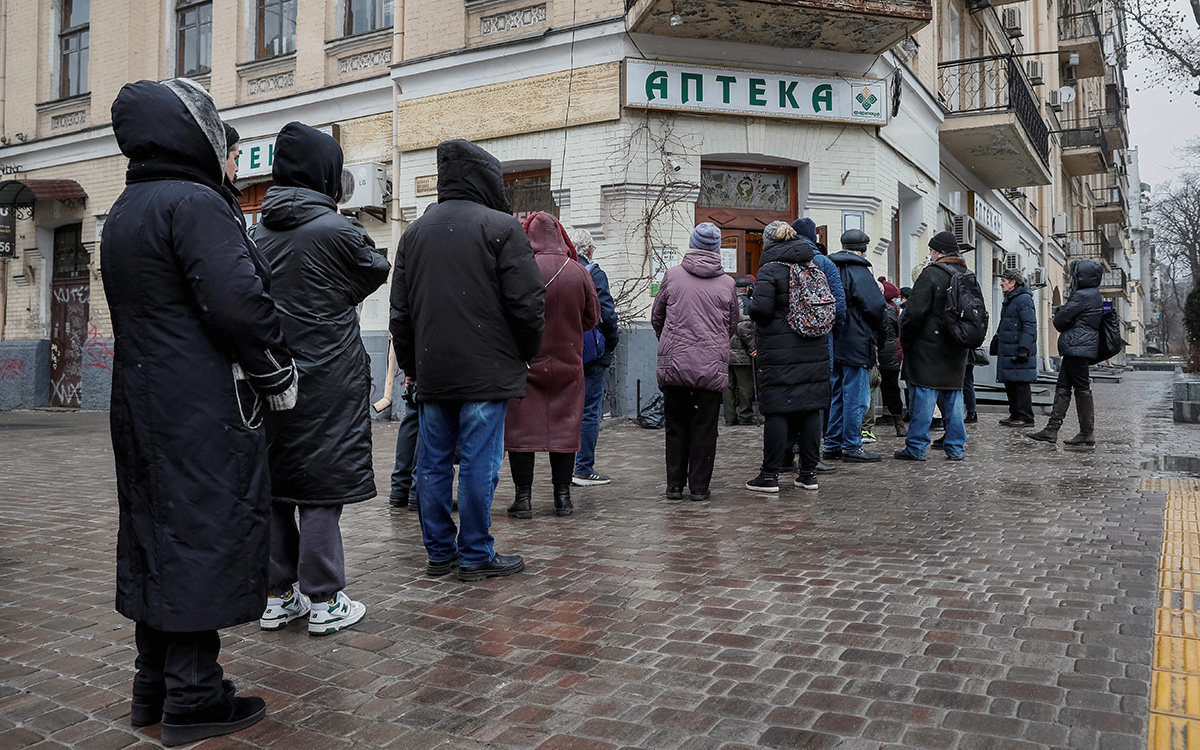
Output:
top-left (888, 210), bottom-right (901, 284)
top-left (50, 224), bottom-right (88, 408)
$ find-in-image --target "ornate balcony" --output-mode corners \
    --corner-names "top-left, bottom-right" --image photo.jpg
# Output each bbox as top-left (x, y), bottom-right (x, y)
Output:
top-left (1059, 11), bottom-right (1104, 78)
top-left (1089, 182), bottom-right (1126, 225)
top-left (623, 0), bottom-right (932, 54)
top-left (1094, 110), bottom-right (1128, 151)
top-left (1059, 119), bottom-right (1110, 177)
top-left (937, 55), bottom-right (1052, 189)
top-left (1064, 228), bottom-right (1114, 268)
top-left (1100, 267), bottom-right (1127, 292)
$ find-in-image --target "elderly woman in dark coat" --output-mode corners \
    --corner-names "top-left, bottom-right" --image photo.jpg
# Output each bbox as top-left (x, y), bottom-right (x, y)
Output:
top-left (505, 212), bottom-right (600, 519)
top-left (253, 122), bottom-right (390, 636)
top-left (993, 269), bottom-right (1038, 427)
top-left (1030, 259), bottom-right (1103, 445)
top-left (103, 78), bottom-right (297, 744)
top-left (744, 222), bottom-right (831, 493)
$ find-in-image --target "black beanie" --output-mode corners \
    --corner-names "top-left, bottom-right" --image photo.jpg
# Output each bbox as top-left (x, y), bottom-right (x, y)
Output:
top-left (272, 122), bottom-right (344, 202)
top-left (929, 230), bottom-right (960, 255)
top-left (841, 229), bottom-right (870, 252)
top-left (223, 123), bottom-right (239, 153)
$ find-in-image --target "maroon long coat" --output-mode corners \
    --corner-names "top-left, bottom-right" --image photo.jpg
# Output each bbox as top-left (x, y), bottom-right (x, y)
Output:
top-left (504, 213), bottom-right (600, 453)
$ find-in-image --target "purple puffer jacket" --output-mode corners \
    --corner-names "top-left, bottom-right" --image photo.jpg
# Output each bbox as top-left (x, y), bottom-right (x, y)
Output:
top-left (651, 249), bottom-right (739, 392)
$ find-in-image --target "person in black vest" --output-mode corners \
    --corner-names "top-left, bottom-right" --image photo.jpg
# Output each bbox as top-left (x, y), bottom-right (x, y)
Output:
top-left (894, 231), bottom-right (971, 461)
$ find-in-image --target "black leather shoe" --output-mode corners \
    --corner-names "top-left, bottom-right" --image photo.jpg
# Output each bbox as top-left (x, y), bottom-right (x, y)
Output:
top-left (507, 486), bottom-right (532, 519)
top-left (822, 450), bottom-right (843, 462)
top-left (426, 557), bottom-right (459, 577)
top-left (893, 449), bottom-right (926, 461)
top-left (457, 553), bottom-right (525, 582)
top-left (132, 680), bottom-right (236, 728)
top-left (964, 411), bottom-right (978, 424)
top-left (689, 489), bottom-right (711, 502)
top-left (388, 493), bottom-right (409, 509)
top-left (930, 435), bottom-right (945, 450)
top-left (553, 484), bottom-right (573, 516)
top-left (160, 695), bottom-right (266, 747)
top-left (814, 461), bottom-right (838, 474)
top-left (666, 486), bottom-right (684, 500)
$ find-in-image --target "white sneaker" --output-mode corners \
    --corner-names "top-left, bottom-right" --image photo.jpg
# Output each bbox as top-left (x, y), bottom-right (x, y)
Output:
top-left (308, 591), bottom-right (366, 636)
top-left (260, 582), bottom-right (311, 631)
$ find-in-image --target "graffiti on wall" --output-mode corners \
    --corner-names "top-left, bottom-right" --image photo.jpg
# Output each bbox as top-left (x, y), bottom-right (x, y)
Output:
top-left (85, 316), bottom-right (114, 371)
top-left (0, 358), bottom-right (26, 380)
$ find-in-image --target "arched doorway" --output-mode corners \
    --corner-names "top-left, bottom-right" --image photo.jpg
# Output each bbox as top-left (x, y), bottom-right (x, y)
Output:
top-left (695, 163), bottom-right (798, 277)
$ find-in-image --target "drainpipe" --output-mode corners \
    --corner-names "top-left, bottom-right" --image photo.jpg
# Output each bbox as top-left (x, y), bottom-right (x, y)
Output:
top-left (1040, 233), bottom-right (1050, 371)
top-left (0, 0), bottom-right (7, 138)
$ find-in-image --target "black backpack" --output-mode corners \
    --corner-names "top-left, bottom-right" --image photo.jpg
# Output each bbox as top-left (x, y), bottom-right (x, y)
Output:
top-left (1092, 310), bottom-right (1125, 364)
top-left (940, 266), bottom-right (989, 348)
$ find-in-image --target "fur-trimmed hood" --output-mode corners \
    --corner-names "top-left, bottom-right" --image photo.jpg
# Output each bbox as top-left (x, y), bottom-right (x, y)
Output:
top-left (112, 78), bottom-right (227, 186)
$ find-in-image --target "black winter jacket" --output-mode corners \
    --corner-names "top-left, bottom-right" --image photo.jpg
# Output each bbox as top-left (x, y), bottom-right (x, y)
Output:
top-left (875, 304), bottom-right (902, 371)
top-left (750, 238), bottom-right (830, 414)
top-left (900, 257), bottom-right (970, 390)
top-left (995, 285), bottom-right (1038, 382)
top-left (1054, 260), bottom-right (1104, 359)
top-left (581, 257), bottom-right (620, 369)
top-left (255, 161), bottom-right (390, 505)
top-left (390, 140), bottom-right (546, 401)
top-left (103, 79), bottom-right (295, 632)
top-left (828, 251), bottom-right (887, 369)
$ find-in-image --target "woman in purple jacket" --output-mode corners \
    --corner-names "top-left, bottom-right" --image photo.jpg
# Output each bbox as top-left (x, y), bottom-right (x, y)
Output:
top-left (651, 223), bottom-right (740, 501)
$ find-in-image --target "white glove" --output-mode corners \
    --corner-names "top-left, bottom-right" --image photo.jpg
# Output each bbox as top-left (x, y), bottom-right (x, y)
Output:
top-left (265, 365), bottom-right (299, 411)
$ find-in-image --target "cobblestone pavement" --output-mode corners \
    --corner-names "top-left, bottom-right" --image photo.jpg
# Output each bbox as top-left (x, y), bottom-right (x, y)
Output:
top-left (0, 371), bottom-right (1192, 750)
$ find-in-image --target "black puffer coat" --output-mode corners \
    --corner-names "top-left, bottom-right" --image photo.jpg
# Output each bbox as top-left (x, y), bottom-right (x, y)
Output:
top-left (1054, 260), bottom-right (1104, 359)
top-left (750, 238), bottom-right (830, 413)
top-left (254, 123), bottom-right (391, 505)
top-left (875, 304), bottom-right (902, 371)
top-left (995, 285), bottom-right (1038, 382)
top-left (828, 251), bottom-right (887, 368)
top-left (103, 79), bottom-right (295, 632)
top-left (900, 257), bottom-right (970, 391)
top-left (390, 140), bottom-right (545, 401)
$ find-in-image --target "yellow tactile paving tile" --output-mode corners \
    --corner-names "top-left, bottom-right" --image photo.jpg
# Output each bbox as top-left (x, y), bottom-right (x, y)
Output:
top-left (1161, 570), bottom-right (1200, 592)
top-left (1158, 609), bottom-right (1200, 640)
top-left (1162, 557), bottom-right (1200, 575)
top-left (1156, 637), bottom-right (1200, 675)
top-left (1153, 672), bottom-right (1200, 719)
top-left (1149, 713), bottom-right (1200, 749)
top-left (1143, 478), bottom-right (1200, 492)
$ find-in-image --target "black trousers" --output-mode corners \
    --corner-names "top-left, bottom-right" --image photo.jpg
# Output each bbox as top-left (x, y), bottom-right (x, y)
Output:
top-left (879, 369), bottom-right (904, 417)
top-left (763, 410), bottom-right (823, 473)
top-left (662, 385), bottom-right (722, 492)
top-left (1056, 355), bottom-right (1091, 393)
top-left (509, 451), bottom-right (575, 486)
top-left (133, 623), bottom-right (223, 714)
top-left (1004, 381), bottom-right (1035, 422)
top-left (723, 365), bottom-right (756, 424)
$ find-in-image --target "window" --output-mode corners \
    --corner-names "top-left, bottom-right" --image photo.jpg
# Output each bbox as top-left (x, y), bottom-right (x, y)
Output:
top-left (503, 170), bottom-right (557, 223)
top-left (59, 0), bottom-right (89, 99)
top-left (177, 1), bottom-right (212, 76)
top-left (256, 0), bottom-right (296, 59)
top-left (343, 0), bottom-right (393, 36)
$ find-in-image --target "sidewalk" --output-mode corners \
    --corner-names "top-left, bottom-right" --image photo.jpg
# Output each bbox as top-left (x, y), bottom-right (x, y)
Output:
top-left (0, 371), bottom-right (1188, 749)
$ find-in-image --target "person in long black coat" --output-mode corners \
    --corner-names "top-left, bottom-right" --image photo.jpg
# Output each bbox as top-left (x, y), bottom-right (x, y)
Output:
top-left (103, 78), bottom-right (296, 744)
top-left (744, 222), bottom-right (830, 492)
top-left (1030, 259), bottom-right (1103, 445)
top-left (993, 269), bottom-right (1038, 427)
top-left (252, 122), bottom-right (391, 635)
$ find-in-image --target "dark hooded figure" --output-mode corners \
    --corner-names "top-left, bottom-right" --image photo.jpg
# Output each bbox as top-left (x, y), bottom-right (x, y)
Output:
top-left (390, 139), bottom-right (545, 583)
top-left (251, 122), bottom-right (391, 636)
top-left (103, 78), bottom-right (296, 745)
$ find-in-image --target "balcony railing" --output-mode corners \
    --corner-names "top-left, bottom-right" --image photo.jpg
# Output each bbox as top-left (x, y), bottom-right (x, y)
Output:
top-left (937, 55), bottom-right (1050, 167)
top-left (1059, 119), bottom-right (1109, 155)
top-left (1101, 267), bottom-right (1127, 290)
top-left (1064, 229), bottom-right (1115, 266)
top-left (1059, 11), bottom-right (1101, 42)
top-left (1089, 183), bottom-right (1124, 209)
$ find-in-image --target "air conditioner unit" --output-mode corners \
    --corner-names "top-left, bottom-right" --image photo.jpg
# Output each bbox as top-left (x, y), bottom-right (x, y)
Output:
top-left (952, 214), bottom-right (977, 251)
top-left (340, 162), bottom-right (388, 210)
top-left (1003, 251), bottom-right (1022, 271)
top-left (1026, 60), bottom-right (1044, 86)
top-left (1002, 7), bottom-right (1023, 37)
top-left (1030, 266), bottom-right (1049, 288)
top-left (1052, 213), bottom-right (1069, 238)
top-left (1048, 90), bottom-right (1063, 112)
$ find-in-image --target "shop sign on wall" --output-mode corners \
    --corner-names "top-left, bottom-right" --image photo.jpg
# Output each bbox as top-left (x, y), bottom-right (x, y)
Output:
top-left (625, 58), bottom-right (888, 126)
top-left (236, 125), bottom-right (334, 179)
top-left (970, 192), bottom-right (1004, 240)
top-left (0, 206), bottom-right (14, 258)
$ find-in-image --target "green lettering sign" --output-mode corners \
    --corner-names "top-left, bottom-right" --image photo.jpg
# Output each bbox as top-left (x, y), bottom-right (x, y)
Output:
top-left (779, 80), bottom-right (800, 109)
top-left (249, 146), bottom-right (261, 170)
top-left (646, 71), bottom-right (668, 101)
top-left (681, 73), bottom-right (703, 104)
top-left (812, 84), bottom-right (833, 112)
top-left (268, 143), bottom-right (275, 167)
top-left (716, 75), bottom-right (736, 104)
top-left (749, 78), bottom-right (767, 106)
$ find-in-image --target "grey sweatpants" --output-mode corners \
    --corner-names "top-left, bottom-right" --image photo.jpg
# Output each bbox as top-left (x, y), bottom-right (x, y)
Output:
top-left (269, 504), bottom-right (345, 603)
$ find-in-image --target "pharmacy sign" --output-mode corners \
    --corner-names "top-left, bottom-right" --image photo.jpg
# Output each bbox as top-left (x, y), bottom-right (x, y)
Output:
top-left (624, 58), bottom-right (888, 126)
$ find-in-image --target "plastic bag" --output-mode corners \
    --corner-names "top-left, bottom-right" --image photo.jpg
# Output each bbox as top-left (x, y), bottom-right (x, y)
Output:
top-left (637, 394), bottom-right (665, 430)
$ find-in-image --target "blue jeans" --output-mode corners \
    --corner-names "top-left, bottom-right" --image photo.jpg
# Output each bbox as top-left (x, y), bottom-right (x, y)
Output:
top-left (824, 363), bottom-right (870, 453)
top-left (574, 365), bottom-right (607, 476)
top-left (905, 386), bottom-right (966, 459)
top-left (417, 400), bottom-right (507, 568)
top-left (389, 399), bottom-right (419, 500)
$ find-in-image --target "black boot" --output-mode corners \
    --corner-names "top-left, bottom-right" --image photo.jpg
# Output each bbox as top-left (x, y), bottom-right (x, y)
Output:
top-left (1064, 390), bottom-right (1095, 446)
top-left (1029, 388), bottom-right (1071, 443)
top-left (160, 694), bottom-right (266, 747)
top-left (553, 484), bottom-right (573, 516)
top-left (507, 486), bottom-right (532, 519)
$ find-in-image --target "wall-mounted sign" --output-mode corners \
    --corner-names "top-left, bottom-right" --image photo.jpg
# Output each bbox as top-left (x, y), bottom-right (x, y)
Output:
top-left (970, 192), bottom-right (1004, 241)
top-left (624, 58), bottom-right (889, 126)
top-left (0, 206), bottom-right (14, 258)
top-left (414, 175), bottom-right (437, 196)
top-left (235, 125), bottom-right (334, 180)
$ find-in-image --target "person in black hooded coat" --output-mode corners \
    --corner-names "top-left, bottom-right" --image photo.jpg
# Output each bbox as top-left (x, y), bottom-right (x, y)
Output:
top-left (103, 78), bottom-right (295, 743)
top-left (744, 222), bottom-right (830, 493)
top-left (252, 122), bottom-right (391, 635)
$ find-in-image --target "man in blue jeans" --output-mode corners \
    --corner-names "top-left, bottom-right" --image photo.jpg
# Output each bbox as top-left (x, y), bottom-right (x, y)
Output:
top-left (568, 228), bottom-right (620, 486)
top-left (895, 231), bottom-right (971, 461)
top-left (390, 139), bottom-right (545, 581)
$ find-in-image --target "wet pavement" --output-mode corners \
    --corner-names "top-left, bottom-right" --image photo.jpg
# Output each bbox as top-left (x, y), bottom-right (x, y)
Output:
top-left (0, 370), bottom-right (1193, 749)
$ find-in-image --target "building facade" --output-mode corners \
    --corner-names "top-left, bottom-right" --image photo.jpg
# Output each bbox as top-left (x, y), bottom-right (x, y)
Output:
top-left (0, 0), bottom-right (1142, 413)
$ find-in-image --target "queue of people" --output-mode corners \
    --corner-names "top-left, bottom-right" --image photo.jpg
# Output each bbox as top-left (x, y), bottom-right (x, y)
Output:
top-left (101, 78), bottom-right (1108, 745)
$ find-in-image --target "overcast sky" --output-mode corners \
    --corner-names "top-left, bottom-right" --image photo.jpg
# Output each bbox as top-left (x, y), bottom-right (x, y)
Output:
top-left (1125, 0), bottom-right (1200, 190)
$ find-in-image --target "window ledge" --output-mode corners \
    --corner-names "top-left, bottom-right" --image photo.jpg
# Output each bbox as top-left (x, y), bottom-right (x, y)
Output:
top-left (179, 72), bottom-right (212, 88)
top-left (35, 93), bottom-right (92, 115)
top-left (324, 27), bottom-right (393, 57)
top-left (235, 52), bottom-right (296, 78)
